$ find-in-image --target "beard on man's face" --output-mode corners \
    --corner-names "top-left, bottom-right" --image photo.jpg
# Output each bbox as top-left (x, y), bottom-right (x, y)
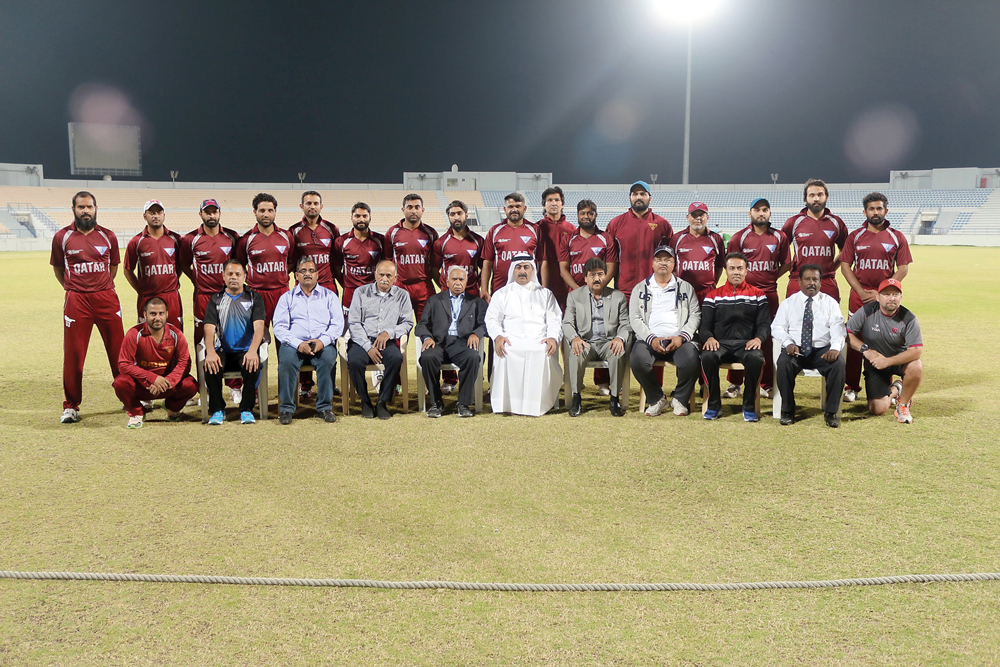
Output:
top-left (74, 212), bottom-right (96, 231)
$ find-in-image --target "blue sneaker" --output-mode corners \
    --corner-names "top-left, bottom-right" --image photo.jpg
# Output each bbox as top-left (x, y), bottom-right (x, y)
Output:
top-left (240, 411), bottom-right (256, 424)
top-left (703, 408), bottom-right (720, 420)
top-left (208, 410), bottom-right (224, 425)
top-left (743, 410), bottom-right (759, 422)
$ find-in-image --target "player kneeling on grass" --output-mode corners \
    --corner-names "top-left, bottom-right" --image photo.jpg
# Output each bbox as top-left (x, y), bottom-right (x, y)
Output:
top-left (846, 279), bottom-right (923, 423)
top-left (113, 297), bottom-right (198, 429)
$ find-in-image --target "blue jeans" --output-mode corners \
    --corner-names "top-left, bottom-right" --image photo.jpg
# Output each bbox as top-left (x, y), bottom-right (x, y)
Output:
top-left (278, 344), bottom-right (337, 414)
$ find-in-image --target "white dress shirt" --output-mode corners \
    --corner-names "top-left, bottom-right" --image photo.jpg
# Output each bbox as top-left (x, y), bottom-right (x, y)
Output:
top-left (771, 290), bottom-right (846, 351)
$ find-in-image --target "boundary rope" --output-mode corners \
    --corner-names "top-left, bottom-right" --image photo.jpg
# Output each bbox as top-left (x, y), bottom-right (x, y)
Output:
top-left (2, 570), bottom-right (999, 591)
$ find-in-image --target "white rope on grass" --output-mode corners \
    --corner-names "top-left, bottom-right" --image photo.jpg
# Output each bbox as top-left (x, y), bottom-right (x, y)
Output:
top-left (2, 570), bottom-right (999, 591)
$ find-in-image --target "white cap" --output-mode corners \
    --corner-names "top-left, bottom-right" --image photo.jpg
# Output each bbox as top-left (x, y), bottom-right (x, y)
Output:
top-left (143, 199), bottom-right (164, 212)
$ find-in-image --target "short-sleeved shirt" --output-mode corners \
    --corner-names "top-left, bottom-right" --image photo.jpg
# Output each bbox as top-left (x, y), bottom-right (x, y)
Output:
top-left (50, 222), bottom-right (121, 292)
top-left (604, 209), bottom-right (674, 298)
top-left (180, 225), bottom-right (240, 294)
top-left (670, 228), bottom-right (726, 298)
top-left (846, 301), bottom-right (922, 358)
top-left (383, 220), bottom-right (439, 284)
top-left (838, 223), bottom-right (913, 290)
top-left (237, 226), bottom-right (292, 292)
top-left (288, 218), bottom-right (340, 289)
top-left (124, 227), bottom-right (183, 295)
top-left (557, 229), bottom-right (620, 287)
top-left (433, 229), bottom-right (484, 290)
top-left (781, 208), bottom-right (848, 281)
top-left (203, 288), bottom-right (266, 353)
top-left (482, 220), bottom-right (542, 293)
top-left (334, 231), bottom-right (385, 290)
top-left (538, 215), bottom-right (578, 302)
top-left (727, 225), bottom-right (791, 293)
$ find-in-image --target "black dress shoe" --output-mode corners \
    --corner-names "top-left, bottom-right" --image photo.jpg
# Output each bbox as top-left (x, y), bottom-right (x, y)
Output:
top-left (569, 393), bottom-right (583, 417)
top-left (457, 404), bottom-right (474, 418)
top-left (376, 401), bottom-right (392, 420)
top-left (361, 403), bottom-right (375, 419)
top-left (333, 385), bottom-right (342, 397)
top-left (319, 410), bottom-right (337, 423)
top-left (779, 414), bottom-right (794, 426)
top-left (279, 412), bottom-right (294, 425)
top-left (609, 396), bottom-right (625, 417)
top-left (824, 412), bottom-right (840, 428)
top-left (426, 404), bottom-right (442, 418)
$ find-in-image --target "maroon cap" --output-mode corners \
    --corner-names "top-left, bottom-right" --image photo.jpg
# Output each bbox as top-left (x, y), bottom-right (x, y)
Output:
top-left (688, 202), bottom-right (708, 214)
top-left (200, 198), bottom-right (220, 211)
top-left (878, 278), bottom-right (903, 293)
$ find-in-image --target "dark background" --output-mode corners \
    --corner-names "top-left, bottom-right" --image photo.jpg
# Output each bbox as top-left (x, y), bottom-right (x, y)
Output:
top-left (1, 0), bottom-right (998, 185)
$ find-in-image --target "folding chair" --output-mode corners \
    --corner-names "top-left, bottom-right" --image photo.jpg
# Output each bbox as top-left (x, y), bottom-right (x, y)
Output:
top-left (196, 341), bottom-right (269, 422)
top-left (338, 334), bottom-right (409, 415)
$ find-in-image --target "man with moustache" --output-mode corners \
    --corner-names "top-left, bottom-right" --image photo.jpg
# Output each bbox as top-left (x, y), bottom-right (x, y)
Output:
top-left (333, 202), bottom-right (384, 313)
top-left (124, 200), bottom-right (184, 330)
top-left (557, 199), bottom-right (619, 395)
top-left (180, 199), bottom-right (239, 349)
top-left (838, 192), bottom-right (913, 404)
top-left (236, 193), bottom-right (293, 335)
top-left (480, 192), bottom-right (541, 302)
top-left (563, 258), bottom-right (631, 417)
top-left (670, 202), bottom-right (725, 303)
top-left (723, 198), bottom-right (792, 400)
top-left (781, 179), bottom-right (848, 300)
top-left (383, 194), bottom-right (439, 322)
top-left (771, 265), bottom-right (846, 427)
top-left (604, 181), bottom-right (674, 299)
top-left (537, 186), bottom-right (577, 310)
top-left (51, 190), bottom-right (126, 423)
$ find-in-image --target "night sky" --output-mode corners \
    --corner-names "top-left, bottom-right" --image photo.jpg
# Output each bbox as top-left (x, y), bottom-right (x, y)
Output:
top-left (2, 0), bottom-right (999, 185)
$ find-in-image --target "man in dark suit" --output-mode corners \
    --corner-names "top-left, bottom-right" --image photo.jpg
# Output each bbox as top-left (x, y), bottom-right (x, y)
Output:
top-left (415, 265), bottom-right (488, 417)
top-left (562, 257), bottom-right (632, 416)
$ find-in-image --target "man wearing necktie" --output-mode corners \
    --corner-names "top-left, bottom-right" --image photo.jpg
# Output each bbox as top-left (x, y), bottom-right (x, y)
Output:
top-left (771, 264), bottom-right (847, 427)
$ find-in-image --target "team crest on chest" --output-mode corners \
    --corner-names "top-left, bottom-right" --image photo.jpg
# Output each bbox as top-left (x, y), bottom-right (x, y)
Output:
top-left (467, 249), bottom-right (477, 258)
top-left (702, 246), bottom-right (714, 254)
top-left (591, 247), bottom-right (601, 255)
top-left (221, 246), bottom-right (231, 254)
top-left (320, 238), bottom-right (331, 247)
top-left (765, 244), bottom-right (777, 253)
top-left (369, 250), bottom-right (379, 257)
top-left (95, 245), bottom-right (108, 255)
top-left (824, 230), bottom-right (835, 239)
top-left (164, 248), bottom-right (175, 257)
top-left (882, 243), bottom-right (895, 252)
top-left (418, 239), bottom-right (428, 248)
top-left (275, 245), bottom-right (287, 254)
top-left (648, 222), bottom-right (658, 231)
top-left (519, 236), bottom-right (532, 244)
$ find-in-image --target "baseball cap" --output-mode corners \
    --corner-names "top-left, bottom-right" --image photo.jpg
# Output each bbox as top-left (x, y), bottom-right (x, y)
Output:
top-left (688, 202), bottom-right (708, 214)
top-left (200, 198), bottom-right (221, 211)
top-left (143, 199), bottom-right (164, 212)
top-left (630, 180), bottom-right (651, 194)
top-left (653, 244), bottom-right (675, 258)
top-left (878, 278), bottom-right (903, 293)
top-left (750, 198), bottom-right (770, 210)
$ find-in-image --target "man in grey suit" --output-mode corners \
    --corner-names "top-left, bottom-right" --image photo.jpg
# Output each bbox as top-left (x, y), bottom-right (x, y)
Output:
top-left (415, 265), bottom-right (488, 418)
top-left (562, 258), bottom-right (632, 417)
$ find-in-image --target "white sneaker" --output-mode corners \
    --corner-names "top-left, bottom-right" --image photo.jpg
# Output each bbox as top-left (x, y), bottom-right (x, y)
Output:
top-left (645, 395), bottom-right (671, 417)
top-left (186, 396), bottom-right (200, 407)
top-left (843, 389), bottom-right (857, 403)
top-left (229, 387), bottom-right (243, 406)
top-left (126, 414), bottom-right (143, 429)
top-left (671, 398), bottom-right (690, 416)
top-left (441, 383), bottom-right (456, 395)
top-left (371, 370), bottom-right (384, 393)
top-left (722, 384), bottom-right (742, 399)
top-left (759, 386), bottom-right (774, 399)
top-left (60, 408), bottom-right (79, 424)
top-left (299, 385), bottom-right (315, 399)
top-left (889, 380), bottom-right (902, 406)
top-left (141, 400), bottom-right (154, 412)
top-left (597, 383), bottom-right (611, 396)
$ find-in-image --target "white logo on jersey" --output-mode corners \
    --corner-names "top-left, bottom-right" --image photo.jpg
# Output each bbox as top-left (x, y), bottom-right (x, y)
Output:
top-left (881, 242), bottom-right (895, 252)
top-left (164, 248), bottom-right (175, 257)
top-left (467, 249), bottom-right (477, 258)
top-left (116, 309), bottom-right (122, 318)
top-left (243, 301), bottom-right (252, 310)
top-left (64, 316), bottom-right (76, 328)
top-left (824, 230), bottom-right (835, 239)
top-left (221, 246), bottom-right (232, 254)
top-left (702, 246), bottom-right (714, 254)
top-left (95, 245), bottom-right (108, 255)
top-left (395, 242), bottom-right (407, 247)
top-left (320, 238), bottom-right (330, 247)
top-left (369, 250), bottom-right (379, 257)
top-left (591, 247), bottom-right (601, 255)
top-left (520, 236), bottom-right (532, 244)
top-left (417, 239), bottom-right (428, 248)
top-left (275, 245), bottom-right (287, 254)
top-left (765, 244), bottom-right (777, 253)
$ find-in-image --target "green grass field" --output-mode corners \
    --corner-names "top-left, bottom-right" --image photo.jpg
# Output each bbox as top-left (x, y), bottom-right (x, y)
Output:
top-left (1, 247), bottom-right (999, 665)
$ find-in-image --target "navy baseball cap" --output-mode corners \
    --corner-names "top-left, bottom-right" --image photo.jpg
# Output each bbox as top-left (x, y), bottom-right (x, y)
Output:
top-left (630, 181), bottom-right (651, 194)
top-left (653, 244), bottom-right (675, 257)
top-left (201, 198), bottom-right (221, 211)
top-left (750, 198), bottom-right (770, 209)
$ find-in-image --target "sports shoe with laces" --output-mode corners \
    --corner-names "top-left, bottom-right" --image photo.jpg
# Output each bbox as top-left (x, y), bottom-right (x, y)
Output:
top-left (126, 414), bottom-right (143, 429)
top-left (644, 395), bottom-right (671, 416)
top-left (457, 404), bottom-right (474, 418)
top-left (441, 383), bottom-right (456, 395)
top-left (208, 410), bottom-right (224, 425)
top-left (597, 383), bottom-right (611, 396)
top-left (703, 408), bottom-right (720, 420)
top-left (426, 404), bottom-right (443, 418)
top-left (889, 380), bottom-right (902, 406)
top-left (671, 397), bottom-right (689, 416)
top-left (722, 384), bottom-right (742, 399)
top-left (895, 402), bottom-right (913, 424)
top-left (743, 409), bottom-right (760, 422)
top-left (229, 387), bottom-right (242, 406)
top-left (759, 386), bottom-right (774, 399)
top-left (843, 388), bottom-right (858, 403)
top-left (240, 411), bottom-right (256, 424)
top-left (60, 408), bottom-right (79, 424)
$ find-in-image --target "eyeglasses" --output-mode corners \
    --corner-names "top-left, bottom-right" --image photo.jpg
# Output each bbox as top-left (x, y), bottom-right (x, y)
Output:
top-left (297, 268), bottom-right (318, 274)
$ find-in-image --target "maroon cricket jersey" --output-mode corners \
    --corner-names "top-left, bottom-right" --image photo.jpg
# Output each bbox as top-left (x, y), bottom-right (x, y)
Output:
top-left (482, 220), bottom-right (542, 293)
top-left (781, 208), bottom-right (848, 281)
top-left (289, 217), bottom-right (340, 288)
top-left (334, 231), bottom-right (385, 290)
top-left (383, 220), bottom-right (439, 284)
top-left (604, 209), bottom-right (674, 297)
top-left (180, 225), bottom-right (239, 294)
top-left (557, 229), bottom-right (620, 287)
top-left (538, 215), bottom-right (577, 301)
top-left (838, 222), bottom-right (913, 290)
top-left (118, 321), bottom-right (191, 388)
top-left (433, 229), bottom-right (484, 290)
top-left (124, 227), bottom-right (183, 296)
top-left (671, 228), bottom-right (726, 296)
top-left (728, 225), bottom-right (791, 293)
top-left (50, 222), bottom-right (121, 292)
top-left (238, 226), bottom-right (293, 292)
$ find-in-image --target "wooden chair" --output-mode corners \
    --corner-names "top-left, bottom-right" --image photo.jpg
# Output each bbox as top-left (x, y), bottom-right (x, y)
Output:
top-left (337, 334), bottom-right (409, 415)
top-left (196, 341), bottom-right (269, 422)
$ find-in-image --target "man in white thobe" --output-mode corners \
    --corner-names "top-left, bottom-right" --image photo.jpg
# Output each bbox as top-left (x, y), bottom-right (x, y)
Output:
top-left (485, 255), bottom-right (563, 416)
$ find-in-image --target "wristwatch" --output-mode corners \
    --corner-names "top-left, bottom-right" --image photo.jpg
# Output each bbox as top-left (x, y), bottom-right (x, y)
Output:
top-left (859, 343), bottom-right (870, 354)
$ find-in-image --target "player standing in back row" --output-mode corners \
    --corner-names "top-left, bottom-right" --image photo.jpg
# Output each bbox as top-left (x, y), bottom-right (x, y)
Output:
top-left (124, 200), bottom-right (184, 330)
top-left (537, 186), bottom-right (577, 311)
top-left (333, 202), bottom-right (384, 314)
top-left (604, 180), bottom-right (674, 299)
top-left (50, 191), bottom-right (125, 423)
top-left (179, 199), bottom-right (239, 349)
top-left (383, 194), bottom-right (439, 321)
top-left (480, 192), bottom-right (541, 301)
top-left (237, 193), bottom-right (292, 333)
top-left (781, 179), bottom-right (847, 301)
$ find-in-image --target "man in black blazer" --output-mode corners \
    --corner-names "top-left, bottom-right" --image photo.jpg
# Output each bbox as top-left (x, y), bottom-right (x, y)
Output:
top-left (415, 265), bottom-right (488, 417)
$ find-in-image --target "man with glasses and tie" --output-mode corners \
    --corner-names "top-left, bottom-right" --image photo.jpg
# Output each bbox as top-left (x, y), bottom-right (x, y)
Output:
top-left (770, 264), bottom-right (847, 427)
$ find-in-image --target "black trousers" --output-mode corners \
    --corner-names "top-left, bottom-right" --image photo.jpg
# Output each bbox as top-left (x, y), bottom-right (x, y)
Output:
top-left (776, 345), bottom-right (846, 417)
top-left (420, 336), bottom-right (482, 408)
top-left (701, 344), bottom-right (765, 412)
top-left (629, 340), bottom-right (700, 404)
top-left (205, 349), bottom-right (260, 413)
top-left (347, 338), bottom-right (402, 407)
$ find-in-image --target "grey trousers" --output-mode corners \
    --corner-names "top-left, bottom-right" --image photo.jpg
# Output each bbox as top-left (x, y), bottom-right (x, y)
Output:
top-left (567, 339), bottom-right (628, 395)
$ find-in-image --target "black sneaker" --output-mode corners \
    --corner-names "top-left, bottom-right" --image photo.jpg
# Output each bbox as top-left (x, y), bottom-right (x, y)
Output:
top-left (376, 401), bottom-right (392, 420)
top-left (319, 410), bottom-right (337, 423)
top-left (824, 412), bottom-right (840, 428)
top-left (568, 393), bottom-right (582, 417)
top-left (333, 385), bottom-right (342, 397)
top-left (457, 404), bottom-right (474, 418)
top-left (609, 396), bottom-right (625, 417)
top-left (361, 403), bottom-right (375, 419)
top-left (279, 413), bottom-right (293, 425)
top-left (779, 414), bottom-right (794, 426)
top-left (427, 404), bottom-right (442, 418)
